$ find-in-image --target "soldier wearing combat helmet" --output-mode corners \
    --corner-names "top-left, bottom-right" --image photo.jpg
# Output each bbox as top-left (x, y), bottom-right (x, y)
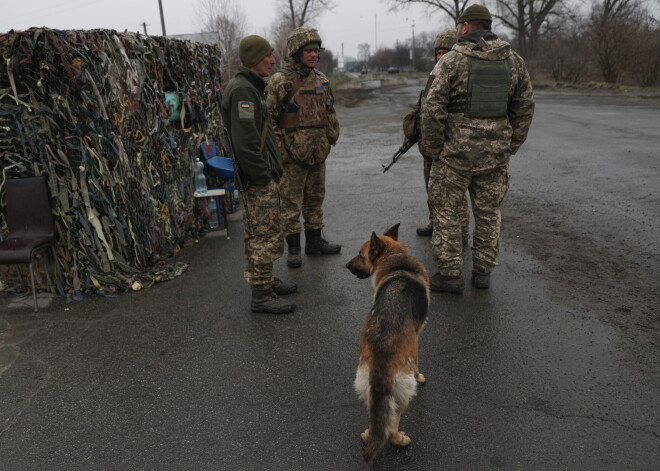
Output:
top-left (415, 28), bottom-right (469, 240)
top-left (420, 4), bottom-right (535, 293)
top-left (266, 26), bottom-right (341, 269)
top-left (434, 29), bottom-right (457, 62)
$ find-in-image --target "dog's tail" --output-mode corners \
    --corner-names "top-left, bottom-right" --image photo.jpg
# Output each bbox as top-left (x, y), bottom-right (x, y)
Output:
top-left (364, 366), bottom-right (394, 464)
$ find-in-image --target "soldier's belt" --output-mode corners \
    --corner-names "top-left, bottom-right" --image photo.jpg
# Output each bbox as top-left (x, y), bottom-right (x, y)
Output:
top-left (447, 100), bottom-right (467, 113)
top-left (283, 124), bottom-right (325, 133)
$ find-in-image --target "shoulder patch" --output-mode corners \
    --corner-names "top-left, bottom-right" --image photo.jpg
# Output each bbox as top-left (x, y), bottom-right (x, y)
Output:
top-left (238, 101), bottom-right (254, 120)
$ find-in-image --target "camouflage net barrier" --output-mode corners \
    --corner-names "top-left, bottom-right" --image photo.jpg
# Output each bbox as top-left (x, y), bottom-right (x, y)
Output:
top-left (0, 28), bottom-right (223, 301)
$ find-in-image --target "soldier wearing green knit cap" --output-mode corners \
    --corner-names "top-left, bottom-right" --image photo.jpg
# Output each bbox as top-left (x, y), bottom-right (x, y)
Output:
top-left (266, 26), bottom-right (342, 269)
top-left (420, 4), bottom-right (535, 293)
top-left (221, 35), bottom-right (297, 314)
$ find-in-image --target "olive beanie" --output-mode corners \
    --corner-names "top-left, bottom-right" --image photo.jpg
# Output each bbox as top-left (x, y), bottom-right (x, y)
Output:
top-left (239, 35), bottom-right (273, 68)
top-left (456, 4), bottom-right (493, 24)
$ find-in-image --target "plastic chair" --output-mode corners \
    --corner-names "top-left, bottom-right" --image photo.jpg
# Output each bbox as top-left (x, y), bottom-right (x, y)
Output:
top-left (199, 139), bottom-right (238, 226)
top-left (0, 176), bottom-right (57, 312)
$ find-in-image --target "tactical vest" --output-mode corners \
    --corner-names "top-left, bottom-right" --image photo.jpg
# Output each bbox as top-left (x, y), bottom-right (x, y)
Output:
top-left (279, 71), bottom-right (328, 130)
top-left (448, 57), bottom-right (512, 118)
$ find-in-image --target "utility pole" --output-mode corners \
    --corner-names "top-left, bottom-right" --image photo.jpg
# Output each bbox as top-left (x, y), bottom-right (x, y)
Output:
top-left (158, 0), bottom-right (167, 36)
top-left (411, 21), bottom-right (415, 71)
top-left (374, 14), bottom-right (377, 52)
top-left (140, 22), bottom-right (149, 35)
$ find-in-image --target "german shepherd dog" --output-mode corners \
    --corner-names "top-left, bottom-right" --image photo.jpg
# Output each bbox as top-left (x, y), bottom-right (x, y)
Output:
top-left (345, 223), bottom-right (430, 463)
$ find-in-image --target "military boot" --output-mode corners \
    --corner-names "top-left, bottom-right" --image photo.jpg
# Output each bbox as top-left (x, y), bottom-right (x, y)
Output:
top-left (304, 228), bottom-right (341, 255)
top-left (416, 223), bottom-right (433, 237)
top-left (251, 289), bottom-right (296, 314)
top-left (285, 233), bottom-right (303, 268)
top-left (272, 277), bottom-right (297, 295)
top-left (429, 272), bottom-right (464, 294)
top-left (471, 271), bottom-right (490, 289)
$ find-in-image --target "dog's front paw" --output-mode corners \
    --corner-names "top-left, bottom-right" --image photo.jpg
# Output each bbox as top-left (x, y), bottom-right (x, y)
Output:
top-left (361, 429), bottom-right (370, 444)
top-left (416, 372), bottom-right (426, 385)
top-left (390, 431), bottom-right (411, 447)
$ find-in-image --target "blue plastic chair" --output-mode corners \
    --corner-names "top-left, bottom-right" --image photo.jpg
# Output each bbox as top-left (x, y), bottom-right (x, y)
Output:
top-left (199, 139), bottom-right (238, 223)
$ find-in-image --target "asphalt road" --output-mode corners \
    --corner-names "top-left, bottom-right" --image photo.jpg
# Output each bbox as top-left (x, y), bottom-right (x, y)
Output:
top-left (1, 81), bottom-right (659, 470)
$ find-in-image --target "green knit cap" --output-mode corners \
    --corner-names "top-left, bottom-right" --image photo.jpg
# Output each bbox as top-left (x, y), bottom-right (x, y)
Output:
top-left (239, 35), bottom-right (273, 68)
top-left (456, 4), bottom-right (493, 24)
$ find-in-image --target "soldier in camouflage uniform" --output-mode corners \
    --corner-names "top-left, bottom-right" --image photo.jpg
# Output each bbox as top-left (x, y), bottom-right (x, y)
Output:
top-left (266, 27), bottom-right (341, 269)
top-left (420, 5), bottom-right (535, 293)
top-left (221, 35), bottom-right (297, 314)
top-left (416, 28), bottom-right (469, 243)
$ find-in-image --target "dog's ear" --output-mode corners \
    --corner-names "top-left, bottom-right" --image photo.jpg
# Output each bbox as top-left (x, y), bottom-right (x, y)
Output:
top-left (383, 223), bottom-right (400, 241)
top-left (369, 232), bottom-right (384, 260)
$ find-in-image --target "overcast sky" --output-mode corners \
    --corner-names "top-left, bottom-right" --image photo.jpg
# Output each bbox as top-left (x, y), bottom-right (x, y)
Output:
top-left (0, 0), bottom-right (456, 58)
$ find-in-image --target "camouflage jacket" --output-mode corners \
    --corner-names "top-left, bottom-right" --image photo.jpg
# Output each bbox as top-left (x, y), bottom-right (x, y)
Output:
top-left (221, 67), bottom-right (282, 187)
top-left (266, 60), bottom-right (340, 165)
top-left (420, 31), bottom-right (534, 173)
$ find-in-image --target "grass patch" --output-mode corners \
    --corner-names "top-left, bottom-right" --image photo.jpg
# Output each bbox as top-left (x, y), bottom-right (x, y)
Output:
top-left (328, 74), bottom-right (352, 88)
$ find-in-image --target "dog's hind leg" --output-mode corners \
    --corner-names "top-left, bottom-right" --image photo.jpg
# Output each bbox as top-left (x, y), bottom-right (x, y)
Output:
top-left (412, 355), bottom-right (426, 385)
top-left (361, 428), bottom-right (370, 444)
top-left (389, 407), bottom-right (411, 447)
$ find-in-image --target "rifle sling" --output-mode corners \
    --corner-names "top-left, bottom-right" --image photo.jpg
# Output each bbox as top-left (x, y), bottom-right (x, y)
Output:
top-left (259, 117), bottom-right (268, 152)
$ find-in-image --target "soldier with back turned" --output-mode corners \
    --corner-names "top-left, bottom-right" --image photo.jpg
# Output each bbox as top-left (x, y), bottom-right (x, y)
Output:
top-left (420, 5), bottom-right (535, 293)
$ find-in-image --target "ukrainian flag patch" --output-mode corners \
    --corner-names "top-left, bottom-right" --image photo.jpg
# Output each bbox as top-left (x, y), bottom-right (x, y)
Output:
top-left (315, 86), bottom-right (324, 95)
top-left (238, 100), bottom-right (254, 119)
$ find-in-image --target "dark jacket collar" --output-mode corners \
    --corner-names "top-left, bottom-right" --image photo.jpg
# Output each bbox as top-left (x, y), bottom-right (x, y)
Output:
top-left (458, 30), bottom-right (499, 44)
top-left (236, 66), bottom-right (266, 91)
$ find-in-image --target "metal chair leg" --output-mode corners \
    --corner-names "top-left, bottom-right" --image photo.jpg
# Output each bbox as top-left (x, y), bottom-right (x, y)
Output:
top-left (219, 195), bottom-right (230, 240)
top-left (28, 261), bottom-right (38, 312)
top-left (45, 245), bottom-right (56, 294)
top-left (14, 264), bottom-right (24, 288)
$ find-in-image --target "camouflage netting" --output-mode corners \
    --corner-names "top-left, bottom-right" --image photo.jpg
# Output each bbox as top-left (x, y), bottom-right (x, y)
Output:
top-left (0, 28), bottom-right (223, 301)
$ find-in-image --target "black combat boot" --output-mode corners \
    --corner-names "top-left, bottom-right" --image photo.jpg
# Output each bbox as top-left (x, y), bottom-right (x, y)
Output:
top-left (272, 277), bottom-right (297, 295)
top-left (285, 233), bottom-right (302, 268)
top-left (471, 271), bottom-right (490, 289)
top-left (251, 289), bottom-right (296, 314)
top-left (429, 272), bottom-right (464, 294)
top-left (304, 228), bottom-right (341, 255)
top-left (416, 223), bottom-right (433, 237)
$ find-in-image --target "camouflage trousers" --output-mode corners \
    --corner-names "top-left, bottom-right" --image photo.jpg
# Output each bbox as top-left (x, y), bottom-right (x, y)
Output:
top-left (241, 180), bottom-right (284, 290)
top-left (429, 163), bottom-right (508, 276)
top-left (424, 156), bottom-right (469, 237)
top-left (279, 160), bottom-right (326, 236)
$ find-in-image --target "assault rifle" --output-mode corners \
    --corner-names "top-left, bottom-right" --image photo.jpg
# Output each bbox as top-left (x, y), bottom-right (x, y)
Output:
top-left (382, 139), bottom-right (416, 173)
top-left (220, 125), bottom-right (254, 235)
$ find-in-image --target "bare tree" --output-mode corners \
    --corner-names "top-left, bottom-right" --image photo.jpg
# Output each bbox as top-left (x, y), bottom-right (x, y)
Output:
top-left (270, 15), bottom-right (296, 67)
top-left (589, 0), bottom-right (642, 83)
top-left (196, 0), bottom-right (247, 83)
top-left (631, 16), bottom-right (660, 86)
top-left (384, 0), bottom-right (470, 22)
top-left (276, 0), bottom-right (336, 28)
top-left (358, 43), bottom-right (372, 62)
top-left (492, 0), bottom-right (564, 60)
top-left (536, 13), bottom-right (589, 83)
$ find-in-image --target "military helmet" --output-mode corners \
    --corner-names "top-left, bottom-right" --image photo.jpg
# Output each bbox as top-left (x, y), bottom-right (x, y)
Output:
top-left (434, 29), bottom-right (457, 51)
top-left (286, 26), bottom-right (323, 57)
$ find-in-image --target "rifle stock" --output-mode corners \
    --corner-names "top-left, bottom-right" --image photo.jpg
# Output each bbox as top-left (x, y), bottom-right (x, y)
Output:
top-left (220, 125), bottom-right (254, 235)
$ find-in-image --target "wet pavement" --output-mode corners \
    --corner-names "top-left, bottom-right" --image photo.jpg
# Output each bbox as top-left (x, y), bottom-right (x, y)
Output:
top-left (1, 81), bottom-right (659, 470)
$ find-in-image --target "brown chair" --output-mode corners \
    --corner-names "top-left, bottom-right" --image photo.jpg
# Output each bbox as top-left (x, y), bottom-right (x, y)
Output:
top-left (0, 175), bottom-right (57, 312)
